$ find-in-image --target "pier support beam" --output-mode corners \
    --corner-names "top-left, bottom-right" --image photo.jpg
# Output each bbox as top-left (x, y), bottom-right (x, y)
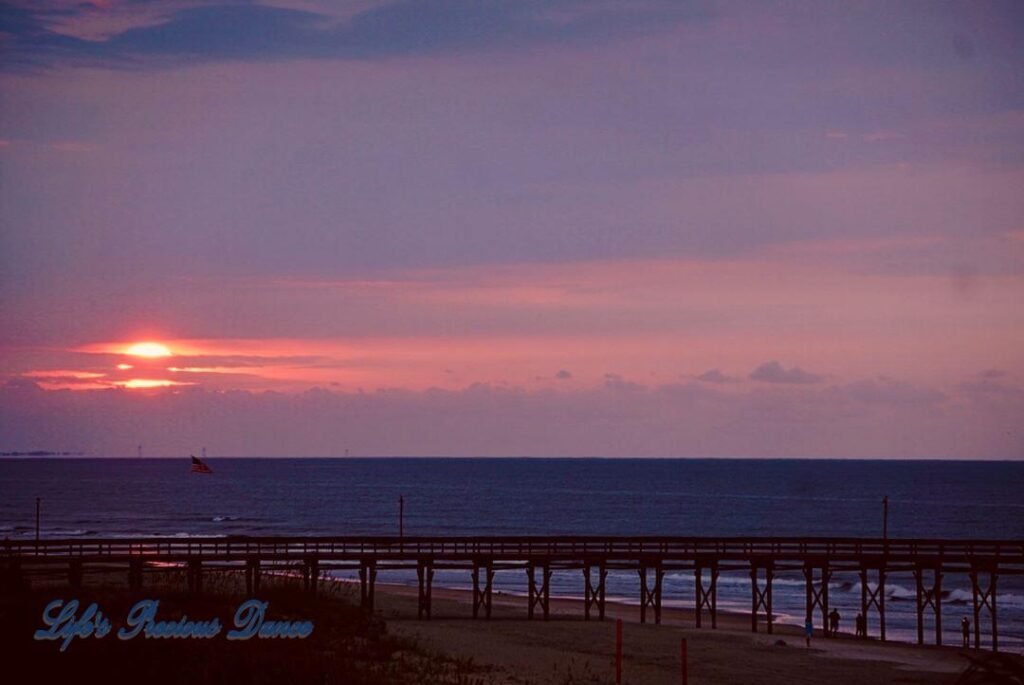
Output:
top-left (245, 558), bottom-right (261, 595)
top-left (970, 565), bottom-right (998, 652)
top-left (914, 566), bottom-right (942, 645)
top-left (187, 560), bottom-right (203, 594)
top-left (639, 563), bottom-right (664, 625)
top-left (695, 562), bottom-right (719, 629)
top-left (750, 562), bottom-right (774, 633)
top-left (417, 561), bottom-right (434, 620)
top-left (527, 562), bottom-right (551, 620)
top-left (359, 560), bottom-right (377, 611)
top-left (583, 563), bottom-right (607, 621)
top-left (302, 558), bottom-right (319, 595)
top-left (472, 561), bottom-right (494, 619)
top-left (803, 563), bottom-right (830, 637)
top-left (1, 560), bottom-right (24, 594)
top-left (128, 558), bottom-right (143, 591)
top-left (69, 560), bottom-right (83, 590)
top-left (860, 566), bottom-right (886, 641)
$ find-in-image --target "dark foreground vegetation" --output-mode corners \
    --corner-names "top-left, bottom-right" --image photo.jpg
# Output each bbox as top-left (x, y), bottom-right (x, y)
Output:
top-left (0, 571), bottom-right (490, 685)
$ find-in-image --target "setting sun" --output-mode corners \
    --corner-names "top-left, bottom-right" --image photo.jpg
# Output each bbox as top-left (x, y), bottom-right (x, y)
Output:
top-left (125, 342), bottom-right (173, 358)
top-left (118, 379), bottom-right (185, 389)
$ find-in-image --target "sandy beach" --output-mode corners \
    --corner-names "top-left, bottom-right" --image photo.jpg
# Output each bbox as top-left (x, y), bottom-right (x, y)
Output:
top-left (361, 580), bottom-right (975, 684)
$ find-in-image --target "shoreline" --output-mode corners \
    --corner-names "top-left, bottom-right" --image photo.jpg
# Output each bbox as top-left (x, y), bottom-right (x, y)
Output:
top-left (220, 569), bottom-right (992, 662)
top-left (330, 575), bottom-right (1008, 649)
top-left (371, 578), bottom-right (930, 639)
top-left (361, 578), bottom-right (978, 683)
top-left (342, 578), bottom-right (977, 669)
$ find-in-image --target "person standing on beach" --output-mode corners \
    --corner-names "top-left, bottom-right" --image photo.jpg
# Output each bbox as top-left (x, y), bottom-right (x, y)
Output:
top-left (805, 617), bottom-right (813, 648)
top-left (961, 617), bottom-right (971, 648)
top-left (855, 613), bottom-right (866, 638)
top-left (829, 608), bottom-right (840, 637)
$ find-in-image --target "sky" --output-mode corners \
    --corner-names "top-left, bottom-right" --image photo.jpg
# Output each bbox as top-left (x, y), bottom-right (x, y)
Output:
top-left (0, 0), bottom-right (1022, 458)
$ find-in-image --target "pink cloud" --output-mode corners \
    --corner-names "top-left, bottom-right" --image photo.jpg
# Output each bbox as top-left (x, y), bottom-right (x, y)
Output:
top-left (3, 245), bottom-right (1021, 395)
top-left (49, 141), bottom-right (99, 153)
top-left (1, 373), bottom-right (1019, 459)
top-left (31, 0), bottom-right (191, 41)
top-left (861, 131), bottom-right (905, 142)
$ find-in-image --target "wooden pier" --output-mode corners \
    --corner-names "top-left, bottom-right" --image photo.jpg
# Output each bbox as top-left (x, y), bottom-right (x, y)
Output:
top-left (3, 536), bottom-right (1021, 651)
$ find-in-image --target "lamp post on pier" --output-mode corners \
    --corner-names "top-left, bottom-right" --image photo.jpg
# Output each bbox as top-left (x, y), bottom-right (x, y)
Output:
top-left (882, 495), bottom-right (889, 541)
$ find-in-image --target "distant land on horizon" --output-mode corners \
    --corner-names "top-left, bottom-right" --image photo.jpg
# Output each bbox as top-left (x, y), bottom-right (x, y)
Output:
top-left (1, 454), bottom-right (1020, 462)
top-left (0, 451), bottom-right (84, 457)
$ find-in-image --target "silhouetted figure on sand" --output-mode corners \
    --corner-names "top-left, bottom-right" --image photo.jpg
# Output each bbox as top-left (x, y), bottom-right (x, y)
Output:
top-left (804, 617), bottom-right (813, 647)
top-left (855, 612), bottom-right (866, 638)
top-left (829, 608), bottom-right (841, 637)
top-left (962, 617), bottom-right (971, 648)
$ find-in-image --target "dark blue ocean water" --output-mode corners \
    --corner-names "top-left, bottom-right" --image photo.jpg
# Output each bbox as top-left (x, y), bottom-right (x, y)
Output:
top-left (1, 458), bottom-right (1022, 649)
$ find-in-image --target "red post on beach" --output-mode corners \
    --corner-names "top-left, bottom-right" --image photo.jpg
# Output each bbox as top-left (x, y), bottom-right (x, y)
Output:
top-left (681, 637), bottom-right (688, 685)
top-left (615, 618), bottom-right (623, 684)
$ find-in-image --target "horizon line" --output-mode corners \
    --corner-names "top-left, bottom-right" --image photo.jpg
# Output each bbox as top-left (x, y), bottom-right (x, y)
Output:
top-left (2, 455), bottom-right (1022, 463)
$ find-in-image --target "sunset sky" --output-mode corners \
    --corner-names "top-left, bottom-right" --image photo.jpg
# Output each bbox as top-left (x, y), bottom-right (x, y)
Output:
top-left (1, 1), bottom-right (1022, 457)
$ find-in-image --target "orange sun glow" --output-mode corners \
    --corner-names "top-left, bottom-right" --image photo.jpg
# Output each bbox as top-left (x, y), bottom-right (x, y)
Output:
top-left (124, 342), bottom-right (173, 358)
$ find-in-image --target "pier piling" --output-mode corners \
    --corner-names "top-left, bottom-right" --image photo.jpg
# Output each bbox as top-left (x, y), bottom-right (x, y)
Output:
top-left (417, 561), bottom-right (434, 619)
top-left (860, 566), bottom-right (886, 641)
top-left (69, 560), bottom-right (82, 589)
top-left (245, 558), bottom-right (260, 594)
top-left (527, 562), bottom-right (552, 620)
top-left (359, 560), bottom-right (377, 611)
top-left (695, 562), bottom-right (719, 629)
top-left (914, 565), bottom-right (942, 645)
top-left (186, 559), bottom-right (203, 594)
top-left (970, 565), bottom-right (999, 652)
top-left (803, 563), bottom-right (830, 637)
top-left (128, 558), bottom-right (143, 591)
top-left (584, 562), bottom-right (607, 620)
top-left (472, 561), bottom-right (494, 619)
top-left (639, 562), bottom-right (665, 624)
top-left (750, 562), bottom-right (774, 633)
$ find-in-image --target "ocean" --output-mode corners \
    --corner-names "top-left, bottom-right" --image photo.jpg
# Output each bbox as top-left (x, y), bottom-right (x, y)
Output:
top-left (2, 457), bottom-right (1022, 650)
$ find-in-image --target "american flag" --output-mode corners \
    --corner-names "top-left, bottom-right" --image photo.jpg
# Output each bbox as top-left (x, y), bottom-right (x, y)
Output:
top-left (190, 455), bottom-right (213, 474)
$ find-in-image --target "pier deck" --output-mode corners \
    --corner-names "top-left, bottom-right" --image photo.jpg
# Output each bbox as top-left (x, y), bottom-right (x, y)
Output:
top-left (4, 536), bottom-right (1021, 650)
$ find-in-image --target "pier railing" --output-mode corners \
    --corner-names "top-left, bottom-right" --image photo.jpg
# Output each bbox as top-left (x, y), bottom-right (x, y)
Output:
top-left (4, 535), bottom-right (1024, 563)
